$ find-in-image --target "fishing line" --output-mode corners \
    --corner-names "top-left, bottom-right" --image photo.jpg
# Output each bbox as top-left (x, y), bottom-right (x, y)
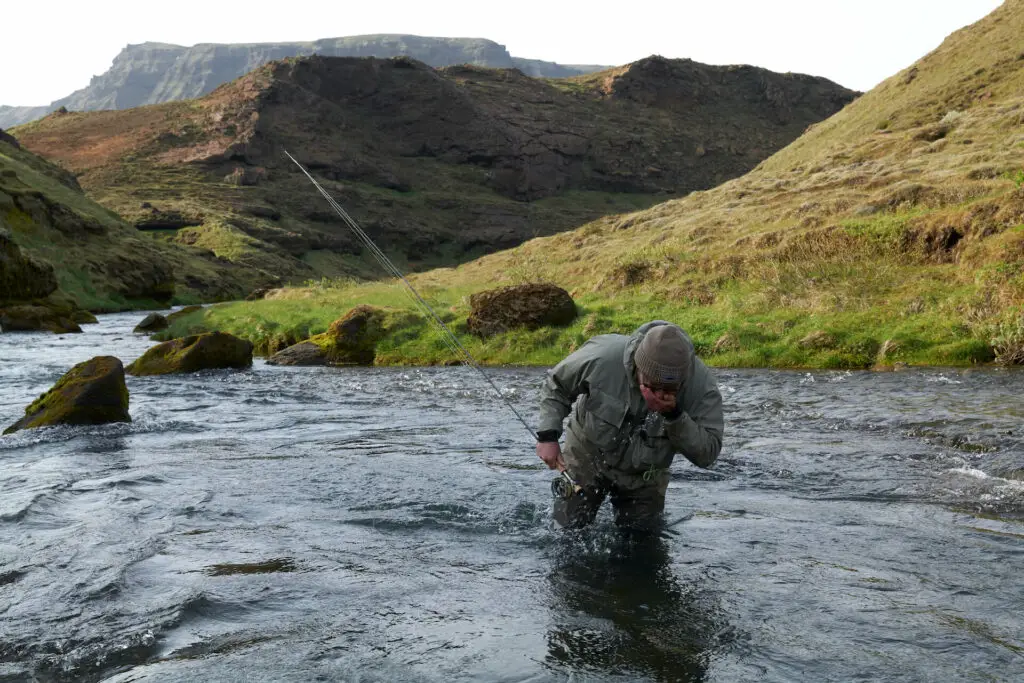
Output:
top-left (285, 150), bottom-right (537, 441)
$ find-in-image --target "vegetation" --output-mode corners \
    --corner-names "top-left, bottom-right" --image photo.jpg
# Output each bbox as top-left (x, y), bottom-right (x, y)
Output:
top-left (157, 1), bottom-right (1024, 369)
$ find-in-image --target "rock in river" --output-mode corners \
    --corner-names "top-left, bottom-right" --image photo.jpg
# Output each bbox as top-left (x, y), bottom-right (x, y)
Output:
top-left (4, 356), bottom-right (130, 434)
top-left (127, 332), bottom-right (253, 376)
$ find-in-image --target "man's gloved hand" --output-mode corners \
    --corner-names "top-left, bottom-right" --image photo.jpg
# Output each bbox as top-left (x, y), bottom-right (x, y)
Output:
top-left (536, 441), bottom-right (565, 471)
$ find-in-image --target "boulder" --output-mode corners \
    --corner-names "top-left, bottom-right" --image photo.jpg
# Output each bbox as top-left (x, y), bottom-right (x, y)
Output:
top-left (0, 304), bottom-right (82, 333)
top-left (4, 356), bottom-right (130, 434)
top-left (133, 313), bottom-right (169, 333)
top-left (267, 305), bottom-right (385, 366)
top-left (165, 305), bottom-right (204, 325)
top-left (466, 283), bottom-right (577, 337)
top-left (126, 332), bottom-right (253, 375)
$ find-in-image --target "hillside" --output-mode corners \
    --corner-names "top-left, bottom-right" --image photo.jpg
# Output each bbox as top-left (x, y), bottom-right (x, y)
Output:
top-left (161, 0), bottom-right (1024, 368)
top-left (0, 134), bottom-right (259, 312)
top-left (11, 55), bottom-right (856, 286)
top-left (0, 36), bottom-right (609, 128)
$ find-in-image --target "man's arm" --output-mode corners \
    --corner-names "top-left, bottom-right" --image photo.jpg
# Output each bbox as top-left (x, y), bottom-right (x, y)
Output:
top-left (536, 341), bottom-right (603, 438)
top-left (663, 379), bottom-right (724, 469)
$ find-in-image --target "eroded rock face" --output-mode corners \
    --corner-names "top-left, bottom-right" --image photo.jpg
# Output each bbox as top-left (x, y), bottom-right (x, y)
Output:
top-left (4, 356), bottom-right (130, 434)
top-left (267, 305), bottom-right (386, 366)
top-left (467, 283), bottom-right (577, 337)
top-left (0, 229), bottom-right (58, 304)
top-left (0, 304), bottom-right (82, 334)
top-left (133, 313), bottom-right (169, 333)
top-left (126, 332), bottom-right (253, 375)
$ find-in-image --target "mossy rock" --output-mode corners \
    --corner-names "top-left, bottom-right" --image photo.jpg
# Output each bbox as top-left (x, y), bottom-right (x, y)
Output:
top-left (467, 283), bottom-right (577, 337)
top-left (134, 313), bottom-right (169, 333)
top-left (74, 310), bottom-right (99, 325)
top-left (4, 356), bottom-right (130, 434)
top-left (0, 304), bottom-right (82, 333)
top-left (127, 331), bottom-right (253, 376)
top-left (267, 305), bottom-right (386, 366)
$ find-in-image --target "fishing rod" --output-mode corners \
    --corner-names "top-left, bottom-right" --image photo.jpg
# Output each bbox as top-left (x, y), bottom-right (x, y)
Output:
top-left (284, 151), bottom-right (537, 442)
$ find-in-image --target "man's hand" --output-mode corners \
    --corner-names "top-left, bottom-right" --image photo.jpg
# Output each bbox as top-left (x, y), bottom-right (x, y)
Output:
top-left (640, 384), bottom-right (678, 415)
top-left (537, 441), bottom-right (565, 471)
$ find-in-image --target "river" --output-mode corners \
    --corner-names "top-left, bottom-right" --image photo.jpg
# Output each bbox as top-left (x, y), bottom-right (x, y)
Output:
top-left (1, 311), bottom-right (1022, 682)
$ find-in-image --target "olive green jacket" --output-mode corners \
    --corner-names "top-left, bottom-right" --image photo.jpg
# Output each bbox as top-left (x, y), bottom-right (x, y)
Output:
top-left (537, 321), bottom-right (724, 474)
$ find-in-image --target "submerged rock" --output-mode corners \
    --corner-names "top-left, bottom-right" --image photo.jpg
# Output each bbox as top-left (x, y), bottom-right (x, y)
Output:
top-left (267, 305), bottom-right (386, 366)
top-left (467, 283), bottom-right (576, 337)
top-left (133, 313), bottom-right (169, 333)
top-left (127, 332), bottom-right (253, 375)
top-left (4, 356), bottom-right (130, 434)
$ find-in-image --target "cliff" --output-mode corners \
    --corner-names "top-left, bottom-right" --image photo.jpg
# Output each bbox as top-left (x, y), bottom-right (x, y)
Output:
top-left (0, 36), bottom-right (609, 128)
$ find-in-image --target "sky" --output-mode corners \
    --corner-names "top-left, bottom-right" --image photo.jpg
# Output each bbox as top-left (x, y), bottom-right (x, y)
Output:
top-left (1, 0), bottom-right (1004, 106)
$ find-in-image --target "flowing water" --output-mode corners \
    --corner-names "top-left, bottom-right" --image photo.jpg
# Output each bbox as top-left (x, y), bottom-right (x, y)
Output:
top-left (1, 312), bottom-right (1022, 682)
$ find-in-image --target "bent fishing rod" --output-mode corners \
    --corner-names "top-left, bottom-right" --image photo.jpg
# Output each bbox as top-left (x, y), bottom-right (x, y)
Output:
top-left (285, 150), bottom-right (537, 443)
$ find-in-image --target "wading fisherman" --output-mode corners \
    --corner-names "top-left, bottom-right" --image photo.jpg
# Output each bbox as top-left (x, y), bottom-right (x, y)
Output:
top-left (536, 321), bottom-right (724, 530)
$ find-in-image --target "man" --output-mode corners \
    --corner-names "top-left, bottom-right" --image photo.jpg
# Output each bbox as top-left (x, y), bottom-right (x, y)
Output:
top-left (536, 321), bottom-right (724, 529)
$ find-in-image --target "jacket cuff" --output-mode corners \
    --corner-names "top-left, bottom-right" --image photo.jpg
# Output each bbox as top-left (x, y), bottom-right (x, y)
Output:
top-left (535, 429), bottom-right (561, 443)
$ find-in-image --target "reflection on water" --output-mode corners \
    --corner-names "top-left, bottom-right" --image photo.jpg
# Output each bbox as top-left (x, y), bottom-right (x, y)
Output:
top-left (545, 526), bottom-right (726, 682)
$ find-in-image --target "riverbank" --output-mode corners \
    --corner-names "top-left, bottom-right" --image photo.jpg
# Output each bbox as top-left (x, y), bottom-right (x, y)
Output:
top-left (152, 271), bottom-right (1019, 369)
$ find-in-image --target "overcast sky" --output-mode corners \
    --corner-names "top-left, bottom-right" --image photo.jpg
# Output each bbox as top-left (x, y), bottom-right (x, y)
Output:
top-left (1, 0), bottom-right (1003, 106)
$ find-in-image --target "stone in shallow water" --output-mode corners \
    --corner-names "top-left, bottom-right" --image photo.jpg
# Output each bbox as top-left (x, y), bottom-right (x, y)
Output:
top-left (126, 332), bottom-right (253, 376)
top-left (4, 355), bottom-right (130, 434)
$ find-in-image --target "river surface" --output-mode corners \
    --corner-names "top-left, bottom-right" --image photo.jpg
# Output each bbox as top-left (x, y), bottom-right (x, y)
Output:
top-left (1, 311), bottom-right (1022, 682)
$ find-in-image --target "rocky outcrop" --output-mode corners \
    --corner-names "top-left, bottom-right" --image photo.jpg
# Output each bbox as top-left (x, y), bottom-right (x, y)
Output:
top-left (0, 127), bottom-right (19, 148)
top-left (0, 37), bottom-right (608, 128)
top-left (467, 283), bottom-right (577, 337)
top-left (0, 229), bottom-right (58, 303)
top-left (133, 313), bottom-right (169, 333)
top-left (267, 305), bottom-right (386, 366)
top-left (126, 332), bottom-right (253, 375)
top-left (4, 356), bottom-right (130, 434)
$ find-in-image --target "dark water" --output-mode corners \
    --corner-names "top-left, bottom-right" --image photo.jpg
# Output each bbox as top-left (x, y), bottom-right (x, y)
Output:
top-left (1, 312), bottom-right (1022, 682)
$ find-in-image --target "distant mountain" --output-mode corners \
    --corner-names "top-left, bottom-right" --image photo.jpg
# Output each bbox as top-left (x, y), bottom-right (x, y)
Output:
top-left (0, 36), bottom-right (611, 128)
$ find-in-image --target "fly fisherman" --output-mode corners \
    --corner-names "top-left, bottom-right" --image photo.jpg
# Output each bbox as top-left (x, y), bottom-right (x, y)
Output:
top-left (536, 321), bottom-right (724, 530)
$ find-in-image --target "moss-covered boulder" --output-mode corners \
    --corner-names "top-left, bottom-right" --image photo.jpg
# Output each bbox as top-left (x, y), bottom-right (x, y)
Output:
top-left (4, 356), bottom-right (130, 434)
top-left (133, 313), bottom-right (169, 333)
top-left (267, 305), bottom-right (386, 366)
top-left (0, 304), bottom-right (82, 333)
top-left (467, 283), bottom-right (577, 337)
top-left (127, 331), bottom-right (253, 375)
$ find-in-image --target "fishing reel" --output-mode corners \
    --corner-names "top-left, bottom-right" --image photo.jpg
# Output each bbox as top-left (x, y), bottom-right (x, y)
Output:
top-left (551, 470), bottom-right (584, 500)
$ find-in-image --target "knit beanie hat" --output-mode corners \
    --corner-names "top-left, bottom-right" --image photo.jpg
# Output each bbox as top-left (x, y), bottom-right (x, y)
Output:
top-left (634, 325), bottom-right (690, 385)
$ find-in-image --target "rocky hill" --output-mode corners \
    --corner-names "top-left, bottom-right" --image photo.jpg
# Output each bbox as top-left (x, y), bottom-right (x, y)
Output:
top-left (0, 131), bottom-right (259, 314)
top-left (10, 55), bottom-right (856, 286)
top-left (0, 36), bottom-right (609, 128)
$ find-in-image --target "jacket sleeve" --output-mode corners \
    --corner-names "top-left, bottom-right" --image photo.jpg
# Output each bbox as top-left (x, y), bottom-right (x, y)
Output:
top-left (664, 370), bottom-right (724, 468)
top-left (536, 341), bottom-right (602, 436)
